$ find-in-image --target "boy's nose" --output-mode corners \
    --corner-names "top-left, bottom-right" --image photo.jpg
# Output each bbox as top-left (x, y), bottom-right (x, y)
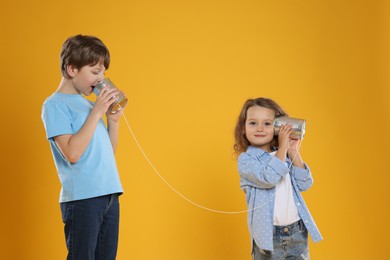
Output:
top-left (97, 75), bottom-right (105, 82)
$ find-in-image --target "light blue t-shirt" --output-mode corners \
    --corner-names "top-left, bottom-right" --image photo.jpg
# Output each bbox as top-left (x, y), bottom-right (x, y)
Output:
top-left (41, 92), bottom-right (123, 203)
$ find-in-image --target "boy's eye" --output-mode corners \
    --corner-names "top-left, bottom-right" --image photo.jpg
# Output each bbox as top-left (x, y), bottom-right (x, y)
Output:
top-left (265, 122), bottom-right (272, 126)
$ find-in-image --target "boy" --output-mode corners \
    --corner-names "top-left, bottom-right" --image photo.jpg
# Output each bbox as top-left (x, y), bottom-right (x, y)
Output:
top-left (41, 34), bottom-right (125, 260)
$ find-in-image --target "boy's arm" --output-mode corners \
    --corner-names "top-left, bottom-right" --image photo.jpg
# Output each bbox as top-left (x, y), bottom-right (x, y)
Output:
top-left (105, 90), bottom-right (126, 152)
top-left (107, 114), bottom-right (121, 152)
top-left (54, 110), bottom-right (102, 163)
top-left (55, 86), bottom-right (118, 163)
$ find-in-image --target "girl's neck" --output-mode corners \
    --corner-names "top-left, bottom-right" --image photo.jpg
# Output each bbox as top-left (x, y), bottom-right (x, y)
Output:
top-left (253, 144), bottom-right (273, 153)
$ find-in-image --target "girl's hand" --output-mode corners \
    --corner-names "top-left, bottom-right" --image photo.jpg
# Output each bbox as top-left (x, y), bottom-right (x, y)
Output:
top-left (275, 124), bottom-right (292, 162)
top-left (278, 124), bottom-right (292, 152)
top-left (288, 138), bottom-right (300, 158)
top-left (288, 138), bottom-right (300, 151)
top-left (287, 138), bottom-right (305, 168)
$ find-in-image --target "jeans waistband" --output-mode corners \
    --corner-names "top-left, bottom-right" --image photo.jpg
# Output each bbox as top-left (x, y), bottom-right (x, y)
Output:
top-left (273, 219), bottom-right (305, 235)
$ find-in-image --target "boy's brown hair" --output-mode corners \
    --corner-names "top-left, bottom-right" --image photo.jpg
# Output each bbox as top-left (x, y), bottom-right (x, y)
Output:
top-left (60, 34), bottom-right (110, 78)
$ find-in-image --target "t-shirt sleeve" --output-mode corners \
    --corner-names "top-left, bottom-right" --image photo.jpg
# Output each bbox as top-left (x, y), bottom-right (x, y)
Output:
top-left (41, 100), bottom-right (73, 140)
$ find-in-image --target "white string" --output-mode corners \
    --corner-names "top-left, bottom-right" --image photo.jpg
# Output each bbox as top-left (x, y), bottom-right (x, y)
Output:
top-left (121, 111), bottom-right (302, 214)
top-left (121, 112), bottom-right (262, 214)
top-left (289, 140), bottom-right (303, 172)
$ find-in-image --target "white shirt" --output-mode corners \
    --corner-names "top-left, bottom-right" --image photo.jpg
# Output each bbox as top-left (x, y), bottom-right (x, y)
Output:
top-left (270, 151), bottom-right (300, 226)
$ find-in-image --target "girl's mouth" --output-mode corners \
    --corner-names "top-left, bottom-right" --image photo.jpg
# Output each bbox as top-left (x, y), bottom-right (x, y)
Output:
top-left (255, 134), bottom-right (265, 137)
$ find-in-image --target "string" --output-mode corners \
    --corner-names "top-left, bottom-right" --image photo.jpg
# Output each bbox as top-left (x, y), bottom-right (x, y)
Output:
top-left (121, 111), bottom-right (302, 214)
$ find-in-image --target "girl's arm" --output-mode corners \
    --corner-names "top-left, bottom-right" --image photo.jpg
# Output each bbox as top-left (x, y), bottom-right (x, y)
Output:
top-left (290, 163), bottom-right (313, 191)
top-left (238, 124), bottom-right (292, 189)
top-left (287, 139), bottom-right (304, 168)
top-left (54, 86), bottom-right (118, 163)
top-left (238, 153), bottom-right (289, 189)
top-left (288, 139), bottom-right (313, 191)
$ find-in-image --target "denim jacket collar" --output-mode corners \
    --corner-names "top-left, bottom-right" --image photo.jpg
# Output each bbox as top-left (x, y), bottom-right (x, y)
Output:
top-left (246, 146), bottom-right (267, 157)
top-left (246, 146), bottom-right (293, 164)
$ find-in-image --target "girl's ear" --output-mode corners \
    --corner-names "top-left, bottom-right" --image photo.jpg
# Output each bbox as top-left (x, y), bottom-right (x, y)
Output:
top-left (66, 65), bottom-right (78, 77)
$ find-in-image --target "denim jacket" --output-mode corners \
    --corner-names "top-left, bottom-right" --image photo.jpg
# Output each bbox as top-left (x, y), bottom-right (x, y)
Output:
top-left (238, 146), bottom-right (323, 251)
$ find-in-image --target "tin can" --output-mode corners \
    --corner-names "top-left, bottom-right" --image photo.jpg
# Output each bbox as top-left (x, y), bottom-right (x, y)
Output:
top-left (273, 116), bottom-right (306, 140)
top-left (93, 78), bottom-right (128, 113)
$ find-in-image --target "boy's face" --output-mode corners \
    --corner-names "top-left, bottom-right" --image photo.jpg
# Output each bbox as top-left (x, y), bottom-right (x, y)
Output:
top-left (70, 61), bottom-right (106, 95)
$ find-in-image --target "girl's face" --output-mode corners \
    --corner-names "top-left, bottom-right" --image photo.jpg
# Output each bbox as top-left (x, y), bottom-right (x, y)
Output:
top-left (245, 105), bottom-right (275, 151)
top-left (69, 61), bottom-right (106, 95)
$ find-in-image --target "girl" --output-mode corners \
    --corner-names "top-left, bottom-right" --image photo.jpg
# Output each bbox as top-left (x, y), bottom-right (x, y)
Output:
top-left (234, 98), bottom-right (322, 260)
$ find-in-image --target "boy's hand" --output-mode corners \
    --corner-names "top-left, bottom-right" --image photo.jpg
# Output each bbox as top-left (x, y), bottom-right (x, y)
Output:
top-left (92, 86), bottom-right (119, 117)
top-left (106, 107), bottom-right (123, 123)
top-left (106, 90), bottom-right (126, 123)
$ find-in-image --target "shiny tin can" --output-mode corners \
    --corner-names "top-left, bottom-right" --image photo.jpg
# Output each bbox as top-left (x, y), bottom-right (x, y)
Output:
top-left (274, 116), bottom-right (306, 140)
top-left (93, 78), bottom-right (128, 113)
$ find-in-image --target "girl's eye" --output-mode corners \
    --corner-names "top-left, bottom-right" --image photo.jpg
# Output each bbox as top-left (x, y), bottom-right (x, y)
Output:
top-left (249, 121), bottom-right (256, 126)
top-left (265, 122), bottom-right (272, 126)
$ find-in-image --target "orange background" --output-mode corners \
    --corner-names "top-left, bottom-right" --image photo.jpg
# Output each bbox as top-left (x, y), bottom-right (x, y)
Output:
top-left (1, 0), bottom-right (389, 259)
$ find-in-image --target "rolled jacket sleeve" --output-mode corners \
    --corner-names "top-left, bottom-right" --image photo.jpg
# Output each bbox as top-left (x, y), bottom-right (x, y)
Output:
top-left (238, 148), bottom-right (289, 189)
top-left (290, 163), bottom-right (313, 191)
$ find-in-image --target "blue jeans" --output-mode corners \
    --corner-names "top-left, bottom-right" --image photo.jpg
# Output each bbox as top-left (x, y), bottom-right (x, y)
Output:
top-left (60, 193), bottom-right (120, 260)
top-left (252, 220), bottom-right (309, 260)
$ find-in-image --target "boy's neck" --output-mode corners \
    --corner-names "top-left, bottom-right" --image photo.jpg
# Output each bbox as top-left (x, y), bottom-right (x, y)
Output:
top-left (56, 77), bottom-right (80, 94)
